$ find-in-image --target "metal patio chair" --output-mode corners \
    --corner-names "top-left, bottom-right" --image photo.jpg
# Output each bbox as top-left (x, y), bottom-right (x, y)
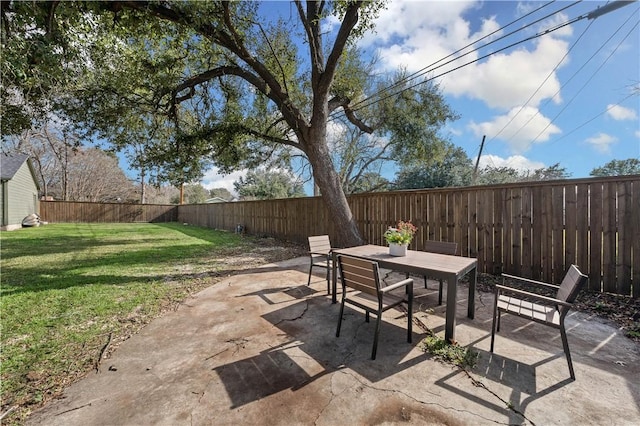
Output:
top-left (422, 240), bottom-right (457, 305)
top-left (490, 265), bottom-right (588, 380)
top-left (336, 254), bottom-right (413, 360)
top-left (307, 235), bottom-right (333, 294)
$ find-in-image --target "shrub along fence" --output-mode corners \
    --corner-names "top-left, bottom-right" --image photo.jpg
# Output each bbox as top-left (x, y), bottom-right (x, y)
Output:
top-left (41, 175), bottom-right (639, 297)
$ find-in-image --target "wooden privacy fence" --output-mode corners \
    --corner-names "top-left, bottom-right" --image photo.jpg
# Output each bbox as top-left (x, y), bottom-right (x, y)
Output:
top-left (179, 175), bottom-right (640, 297)
top-left (40, 201), bottom-right (177, 223)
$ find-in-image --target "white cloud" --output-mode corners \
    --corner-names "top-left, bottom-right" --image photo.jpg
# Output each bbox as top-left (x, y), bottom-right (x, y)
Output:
top-left (362, 1), bottom-right (571, 110)
top-left (477, 154), bottom-right (544, 172)
top-left (635, 130), bottom-right (640, 138)
top-left (468, 106), bottom-right (561, 153)
top-left (585, 133), bottom-right (617, 154)
top-left (606, 104), bottom-right (638, 121)
top-left (201, 167), bottom-right (247, 196)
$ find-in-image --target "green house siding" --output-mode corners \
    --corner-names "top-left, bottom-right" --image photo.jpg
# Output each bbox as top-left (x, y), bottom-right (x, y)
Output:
top-left (1, 162), bottom-right (39, 228)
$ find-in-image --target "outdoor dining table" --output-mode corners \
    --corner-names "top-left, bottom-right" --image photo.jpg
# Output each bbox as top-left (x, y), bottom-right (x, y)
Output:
top-left (331, 244), bottom-right (477, 343)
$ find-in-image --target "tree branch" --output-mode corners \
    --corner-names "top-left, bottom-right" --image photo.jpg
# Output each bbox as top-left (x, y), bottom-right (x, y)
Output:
top-left (322, 2), bottom-right (362, 88)
top-left (328, 95), bottom-right (373, 133)
top-left (110, 1), bottom-right (310, 134)
top-left (255, 21), bottom-right (289, 95)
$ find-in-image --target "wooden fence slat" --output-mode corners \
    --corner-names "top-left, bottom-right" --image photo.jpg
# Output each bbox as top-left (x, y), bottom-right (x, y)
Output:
top-left (603, 182), bottom-right (617, 293)
top-left (565, 184), bottom-right (577, 272)
top-left (531, 186), bottom-right (543, 280)
top-left (521, 186), bottom-right (533, 278)
top-left (617, 181), bottom-right (632, 295)
top-left (552, 185), bottom-right (565, 283)
top-left (590, 182), bottom-right (603, 292)
top-left (633, 181), bottom-right (640, 298)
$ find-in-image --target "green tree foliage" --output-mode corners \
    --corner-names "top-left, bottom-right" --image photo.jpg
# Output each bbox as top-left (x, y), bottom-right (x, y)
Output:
top-left (476, 163), bottom-right (570, 185)
top-left (325, 71), bottom-right (457, 194)
top-left (209, 187), bottom-right (233, 201)
top-left (234, 169), bottom-right (305, 200)
top-left (394, 145), bottom-right (472, 189)
top-left (590, 158), bottom-right (640, 177)
top-left (173, 184), bottom-right (209, 204)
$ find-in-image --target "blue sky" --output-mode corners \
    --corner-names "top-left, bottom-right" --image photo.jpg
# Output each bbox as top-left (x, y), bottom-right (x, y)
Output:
top-left (197, 0), bottom-right (640, 194)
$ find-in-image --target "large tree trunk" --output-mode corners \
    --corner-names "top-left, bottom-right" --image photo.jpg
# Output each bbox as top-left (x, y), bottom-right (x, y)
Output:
top-left (305, 126), bottom-right (363, 248)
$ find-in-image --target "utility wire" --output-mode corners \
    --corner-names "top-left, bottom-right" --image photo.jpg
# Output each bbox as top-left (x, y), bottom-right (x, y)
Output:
top-left (339, 11), bottom-right (584, 123)
top-left (546, 92), bottom-right (638, 146)
top-left (486, 7), bottom-right (596, 143)
top-left (337, 0), bottom-right (562, 115)
top-left (329, 0), bottom-right (584, 122)
top-left (527, 12), bottom-right (639, 147)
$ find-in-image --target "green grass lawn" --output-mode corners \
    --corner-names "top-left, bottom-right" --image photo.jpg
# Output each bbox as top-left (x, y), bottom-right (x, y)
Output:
top-left (0, 223), bottom-right (277, 423)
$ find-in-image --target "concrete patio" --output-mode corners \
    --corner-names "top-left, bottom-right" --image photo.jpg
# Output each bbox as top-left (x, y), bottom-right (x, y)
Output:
top-left (28, 256), bottom-right (640, 425)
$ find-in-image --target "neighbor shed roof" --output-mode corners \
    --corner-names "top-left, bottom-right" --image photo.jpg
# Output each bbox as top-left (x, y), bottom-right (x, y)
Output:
top-left (1, 153), bottom-right (31, 180)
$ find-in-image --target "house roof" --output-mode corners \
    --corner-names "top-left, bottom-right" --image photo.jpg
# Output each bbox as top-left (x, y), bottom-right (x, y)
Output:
top-left (205, 197), bottom-right (230, 203)
top-left (1, 153), bottom-right (31, 180)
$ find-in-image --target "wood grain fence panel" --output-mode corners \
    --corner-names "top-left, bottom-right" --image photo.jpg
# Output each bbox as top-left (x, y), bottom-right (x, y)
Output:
top-left (540, 186), bottom-right (553, 282)
top-left (439, 192), bottom-right (448, 242)
top-left (484, 189), bottom-right (495, 273)
top-left (510, 187), bottom-right (522, 275)
top-left (447, 192), bottom-right (456, 244)
top-left (603, 182), bottom-right (617, 293)
top-left (531, 186), bottom-right (543, 280)
top-left (468, 190), bottom-right (478, 259)
top-left (590, 182), bottom-right (603, 292)
top-left (476, 190), bottom-right (488, 272)
top-left (452, 191), bottom-right (462, 254)
top-left (502, 188), bottom-right (513, 274)
top-left (633, 181), bottom-right (640, 298)
top-left (460, 190), bottom-right (470, 257)
top-left (565, 184), bottom-right (577, 272)
top-left (576, 184), bottom-right (589, 273)
top-left (521, 186), bottom-right (532, 278)
top-left (552, 185), bottom-right (565, 283)
top-left (617, 181), bottom-right (632, 295)
top-left (427, 193), bottom-right (436, 240)
top-left (493, 188), bottom-right (504, 275)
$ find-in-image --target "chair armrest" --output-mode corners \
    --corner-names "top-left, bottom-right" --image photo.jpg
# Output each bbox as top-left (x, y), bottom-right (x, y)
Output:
top-left (309, 250), bottom-right (331, 256)
top-left (381, 278), bottom-right (413, 293)
top-left (495, 284), bottom-right (573, 308)
top-left (501, 273), bottom-right (560, 290)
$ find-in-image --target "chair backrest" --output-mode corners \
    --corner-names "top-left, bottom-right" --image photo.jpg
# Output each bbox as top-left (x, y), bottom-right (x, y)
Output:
top-left (556, 265), bottom-right (588, 312)
top-left (424, 240), bottom-right (457, 256)
top-left (308, 235), bottom-right (331, 255)
top-left (337, 255), bottom-right (380, 297)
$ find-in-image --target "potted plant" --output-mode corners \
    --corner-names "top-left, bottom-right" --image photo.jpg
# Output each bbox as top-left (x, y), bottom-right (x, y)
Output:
top-left (384, 220), bottom-right (417, 256)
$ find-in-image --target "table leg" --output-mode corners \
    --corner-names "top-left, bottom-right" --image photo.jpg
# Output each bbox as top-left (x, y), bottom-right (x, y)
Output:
top-left (444, 275), bottom-right (456, 343)
top-left (468, 267), bottom-right (476, 319)
top-left (331, 251), bottom-right (338, 304)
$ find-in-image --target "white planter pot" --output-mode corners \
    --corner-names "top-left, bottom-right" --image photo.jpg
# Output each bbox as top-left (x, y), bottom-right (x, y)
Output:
top-left (388, 243), bottom-right (408, 256)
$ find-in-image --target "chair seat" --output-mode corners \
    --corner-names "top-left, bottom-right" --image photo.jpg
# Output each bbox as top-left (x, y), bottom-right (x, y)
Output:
top-left (345, 290), bottom-right (406, 312)
top-left (497, 295), bottom-right (560, 326)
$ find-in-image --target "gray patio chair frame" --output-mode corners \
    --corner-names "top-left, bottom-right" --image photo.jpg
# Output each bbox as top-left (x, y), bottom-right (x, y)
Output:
top-left (307, 235), bottom-right (333, 294)
top-left (336, 254), bottom-right (413, 360)
top-left (490, 264), bottom-right (588, 380)
top-left (422, 240), bottom-right (457, 305)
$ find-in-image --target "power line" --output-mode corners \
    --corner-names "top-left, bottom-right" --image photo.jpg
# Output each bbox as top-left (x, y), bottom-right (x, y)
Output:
top-left (329, 0), bottom-right (584, 123)
top-left (546, 91), bottom-right (639, 146)
top-left (486, 7), bottom-right (597, 144)
top-left (336, 0), bottom-right (563, 116)
top-left (527, 12), bottom-right (639, 147)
